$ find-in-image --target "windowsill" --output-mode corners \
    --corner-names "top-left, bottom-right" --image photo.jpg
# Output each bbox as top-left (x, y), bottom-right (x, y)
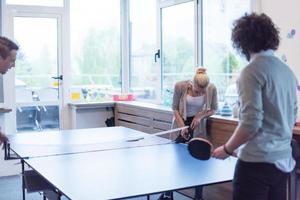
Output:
top-left (68, 100), bottom-right (172, 113)
top-left (69, 101), bottom-right (115, 109)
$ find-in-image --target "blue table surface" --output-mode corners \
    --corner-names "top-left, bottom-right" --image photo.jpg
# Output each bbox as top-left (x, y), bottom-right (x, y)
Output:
top-left (25, 143), bottom-right (236, 200)
top-left (8, 126), bottom-right (237, 200)
top-left (8, 126), bottom-right (170, 158)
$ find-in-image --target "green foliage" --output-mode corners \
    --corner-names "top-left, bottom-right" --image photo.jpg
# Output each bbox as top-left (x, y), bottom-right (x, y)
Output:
top-left (222, 52), bottom-right (239, 73)
top-left (15, 50), bottom-right (32, 75)
top-left (75, 27), bottom-right (121, 87)
top-left (15, 46), bottom-right (54, 87)
top-left (203, 42), bottom-right (228, 73)
top-left (162, 36), bottom-right (194, 88)
top-left (163, 37), bottom-right (194, 74)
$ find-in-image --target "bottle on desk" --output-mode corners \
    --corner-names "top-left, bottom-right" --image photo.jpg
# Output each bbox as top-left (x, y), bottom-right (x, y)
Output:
top-left (220, 102), bottom-right (232, 117)
top-left (232, 101), bottom-right (239, 118)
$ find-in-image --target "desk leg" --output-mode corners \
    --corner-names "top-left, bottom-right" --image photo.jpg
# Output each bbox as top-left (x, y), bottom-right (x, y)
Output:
top-left (4, 142), bottom-right (7, 160)
top-left (147, 195), bottom-right (150, 200)
top-left (21, 159), bottom-right (25, 200)
top-left (44, 190), bottom-right (62, 200)
top-left (3, 142), bottom-right (11, 160)
top-left (57, 192), bottom-right (62, 200)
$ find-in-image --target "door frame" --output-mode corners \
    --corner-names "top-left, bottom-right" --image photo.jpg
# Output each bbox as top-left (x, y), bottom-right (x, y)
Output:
top-left (157, 0), bottom-right (199, 101)
top-left (2, 4), bottom-right (65, 132)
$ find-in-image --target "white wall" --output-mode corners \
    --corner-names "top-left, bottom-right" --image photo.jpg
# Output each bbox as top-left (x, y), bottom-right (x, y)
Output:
top-left (261, 0), bottom-right (300, 115)
top-left (71, 107), bottom-right (114, 129)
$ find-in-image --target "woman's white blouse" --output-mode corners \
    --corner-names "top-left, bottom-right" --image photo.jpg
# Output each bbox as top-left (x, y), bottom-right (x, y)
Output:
top-left (186, 95), bottom-right (205, 117)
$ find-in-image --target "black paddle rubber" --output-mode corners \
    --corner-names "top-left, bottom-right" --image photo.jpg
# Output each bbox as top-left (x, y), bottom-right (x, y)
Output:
top-left (187, 138), bottom-right (213, 160)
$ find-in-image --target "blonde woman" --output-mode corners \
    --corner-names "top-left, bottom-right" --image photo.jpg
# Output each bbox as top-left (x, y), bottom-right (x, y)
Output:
top-left (172, 67), bottom-right (218, 142)
top-left (160, 67), bottom-right (218, 200)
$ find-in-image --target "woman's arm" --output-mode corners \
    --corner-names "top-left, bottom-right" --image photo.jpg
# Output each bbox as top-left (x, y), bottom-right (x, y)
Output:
top-left (172, 81), bottom-right (189, 138)
top-left (172, 82), bottom-right (181, 112)
top-left (196, 109), bottom-right (215, 119)
top-left (190, 110), bottom-right (215, 129)
top-left (174, 110), bottom-right (185, 128)
top-left (210, 84), bottom-right (218, 112)
top-left (190, 85), bottom-right (218, 129)
top-left (174, 110), bottom-right (189, 139)
top-left (172, 81), bottom-right (185, 127)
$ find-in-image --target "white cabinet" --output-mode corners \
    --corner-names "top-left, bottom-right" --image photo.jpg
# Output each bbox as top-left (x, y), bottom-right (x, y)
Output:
top-left (115, 102), bottom-right (173, 134)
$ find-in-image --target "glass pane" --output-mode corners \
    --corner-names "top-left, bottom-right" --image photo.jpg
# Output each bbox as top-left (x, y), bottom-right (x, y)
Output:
top-left (161, 1), bottom-right (195, 106)
top-left (6, 0), bottom-right (63, 7)
top-left (129, 0), bottom-right (157, 101)
top-left (14, 17), bottom-right (59, 103)
top-left (16, 105), bottom-right (59, 131)
top-left (203, 0), bottom-right (251, 106)
top-left (70, 0), bottom-right (121, 102)
top-left (14, 17), bottom-right (59, 131)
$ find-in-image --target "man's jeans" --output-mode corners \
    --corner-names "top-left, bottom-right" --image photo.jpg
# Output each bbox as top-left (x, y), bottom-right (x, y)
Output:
top-left (233, 159), bottom-right (289, 200)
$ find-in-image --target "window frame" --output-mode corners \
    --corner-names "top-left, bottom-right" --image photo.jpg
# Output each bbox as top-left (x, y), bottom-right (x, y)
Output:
top-left (0, 0), bottom-right (262, 132)
top-left (157, 0), bottom-right (199, 105)
top-left (2, 1), bottom-right (66, 131)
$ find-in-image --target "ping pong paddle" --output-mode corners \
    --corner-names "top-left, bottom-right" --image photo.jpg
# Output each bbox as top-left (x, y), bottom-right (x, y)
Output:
top-left (187, 137), bottom-right (213, 160)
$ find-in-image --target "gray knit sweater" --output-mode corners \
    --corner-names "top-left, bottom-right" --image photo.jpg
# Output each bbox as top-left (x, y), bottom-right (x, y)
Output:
top-left (237, 55), bottom-right (298, 163)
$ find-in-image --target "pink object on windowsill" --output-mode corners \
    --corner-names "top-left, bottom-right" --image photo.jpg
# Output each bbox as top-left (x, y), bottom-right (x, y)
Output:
top-left (113, 94), bottom-right (134, 101)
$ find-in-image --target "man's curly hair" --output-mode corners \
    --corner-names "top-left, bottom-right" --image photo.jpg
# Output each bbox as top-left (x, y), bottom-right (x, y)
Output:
top-left (231, 13), bottom-right (280, 61)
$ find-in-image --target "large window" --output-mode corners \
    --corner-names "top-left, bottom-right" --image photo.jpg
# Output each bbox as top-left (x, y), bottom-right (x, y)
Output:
top-left (70, 0), bottom-right (121, 102)
top-left (203, 0), bottom-right (251, 105)
top-left (14, 17), bottom-right (60, 132)
top-left (7, 0), bottom-right (253, 107)
top-left (129, 0), bottom-right (158, 101)
top-left (3, 0), bottom-right (256, 132)
top-left (14, 17), bottom-right (59, 99)
top-left (161, 1), bottom-right (195, 106)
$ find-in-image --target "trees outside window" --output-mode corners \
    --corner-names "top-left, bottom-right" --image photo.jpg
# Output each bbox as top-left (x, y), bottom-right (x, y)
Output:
top-left (203, 0), bottom-right (251, 104)
top-left (70, 0), bottom-right (121, 102)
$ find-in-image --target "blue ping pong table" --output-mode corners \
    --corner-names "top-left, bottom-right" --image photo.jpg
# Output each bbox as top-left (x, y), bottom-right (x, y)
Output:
top-left (5, 126), bottom-right (236, 200)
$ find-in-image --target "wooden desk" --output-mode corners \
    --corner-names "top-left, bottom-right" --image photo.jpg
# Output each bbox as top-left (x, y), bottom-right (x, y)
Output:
top-left (207, 115), bottom-right (300, 147)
